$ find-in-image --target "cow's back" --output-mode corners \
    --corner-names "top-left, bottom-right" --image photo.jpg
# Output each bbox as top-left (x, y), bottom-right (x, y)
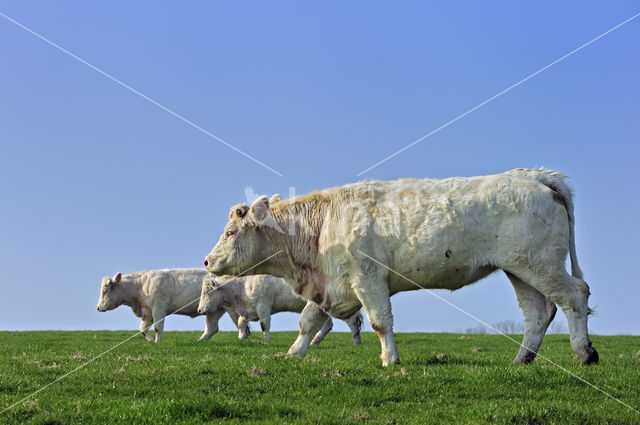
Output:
top-left (244, 275), bottom-right (308, 313)
top-left (141, 269), bottom-right (209, 316)
top-left (316, 171), bottom-right (566, 292)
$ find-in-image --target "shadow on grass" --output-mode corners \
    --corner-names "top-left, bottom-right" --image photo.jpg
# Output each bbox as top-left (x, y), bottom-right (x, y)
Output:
top-left (417, 357), bottom-right (496, 367)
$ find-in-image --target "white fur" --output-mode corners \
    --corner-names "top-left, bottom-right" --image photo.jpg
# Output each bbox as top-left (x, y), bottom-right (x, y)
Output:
top-left (96, 268), bottom-right (242, 342)
top-left (206, 168), bottom-right (597, 366)
top-left (198, 274), bottom-right (362, 345)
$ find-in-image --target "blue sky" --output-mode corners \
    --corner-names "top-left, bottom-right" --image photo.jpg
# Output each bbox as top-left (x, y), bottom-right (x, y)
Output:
top-left (1, 2), bottom-right (638, 335)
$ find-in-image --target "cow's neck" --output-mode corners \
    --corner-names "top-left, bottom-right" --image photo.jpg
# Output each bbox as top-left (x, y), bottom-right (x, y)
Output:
top-left (253, 201), bottom-right (333, 301)
top-left (119, 276), bottom-right (145, 317)
top-left (266, 201), bottom-right (325, 274)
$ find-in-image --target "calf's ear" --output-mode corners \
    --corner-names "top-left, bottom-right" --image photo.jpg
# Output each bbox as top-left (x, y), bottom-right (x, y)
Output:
top-left (113, 272), bottom-right (122, 283)
top-left (250, 196), bottom-right (270, 222)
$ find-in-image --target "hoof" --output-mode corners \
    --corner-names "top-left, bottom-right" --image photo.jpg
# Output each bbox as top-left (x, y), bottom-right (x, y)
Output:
top-left (582, 346), bottom-right (599, 365)
top-left (513, 351), bottom-right (537, 364)
top-left (381, 357), bottom-right (400, 367)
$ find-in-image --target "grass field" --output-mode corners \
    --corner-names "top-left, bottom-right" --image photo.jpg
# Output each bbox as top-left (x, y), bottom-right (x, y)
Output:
top-left (1, 331), bottom-right (639, 424)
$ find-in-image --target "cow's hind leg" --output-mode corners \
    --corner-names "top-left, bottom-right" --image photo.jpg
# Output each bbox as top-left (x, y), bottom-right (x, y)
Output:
top-left (310, 318), bottom-right (332, 345)
top-left (506, 272), bottom-right (557, 364)
top-left (287, 301), bottom-right (328, 359)
top-left (561, 276), bottom-right (598, 365)
top-left (506, 266), bottom-right (597, 364)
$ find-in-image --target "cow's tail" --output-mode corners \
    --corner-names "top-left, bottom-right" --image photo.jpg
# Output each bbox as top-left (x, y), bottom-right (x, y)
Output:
top-left (509, 168), bottom-right (584, 279)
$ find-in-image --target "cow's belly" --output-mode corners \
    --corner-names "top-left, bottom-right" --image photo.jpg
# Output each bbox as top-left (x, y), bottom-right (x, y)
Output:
top-left (175, 310), bottom-right (200, 318)
top-left (382, 215), bottom-right (500, 292)
top-left (174, 305), bottom-right (199, 317)
top-left (244, 313), bottom-right (260, 322)
top-left (319, 281), bottom-right (362, 320)
top-left (389, 264), bottom-right (497, 293)
top-left (271, 297), bottom-right (308, 314)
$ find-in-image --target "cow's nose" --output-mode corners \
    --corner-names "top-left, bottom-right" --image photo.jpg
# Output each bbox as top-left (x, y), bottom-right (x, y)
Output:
top-left (96, 306), bottom-right (100, 311)
top-left (197, 308), bottom-right (202, 314)
top-left (204, 259), bottom-right (208, 267)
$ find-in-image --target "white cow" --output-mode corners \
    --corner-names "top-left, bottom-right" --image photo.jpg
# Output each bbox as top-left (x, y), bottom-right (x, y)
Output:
top-left (97, 269), bottom-right (248, 342)
top-left (204, 169), bottom-right (598, 366)
top-left (197, 274), bottom-right (363, 345)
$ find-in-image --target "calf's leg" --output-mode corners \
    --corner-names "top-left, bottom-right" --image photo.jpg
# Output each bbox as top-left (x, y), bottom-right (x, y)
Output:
top-left (199, 309), bottom-right (225, 340)
top-left (227, 310), bottom-right (250, 339)
top-left (237, 316), bottom-right (250, 340)
top-left (310, 318), bottom-right (332, 345)
top-left (255, 304), bottom-right (272, 343)
top-left (151, 307), bottom-right (165, 343)
top-left (139, 318), bottom-right (154, 342)
top-left (345, 310), bottom-right (363, 346)
top-left (287, 301), bottom-right (328, 359)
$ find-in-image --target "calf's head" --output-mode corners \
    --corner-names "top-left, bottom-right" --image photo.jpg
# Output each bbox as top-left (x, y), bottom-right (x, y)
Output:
top-left (204, 196), bottom-right (278, 275)
top-left (197, 277), bottom-right (224, 314)
top-left (97, 272), bottom-right (123, 312)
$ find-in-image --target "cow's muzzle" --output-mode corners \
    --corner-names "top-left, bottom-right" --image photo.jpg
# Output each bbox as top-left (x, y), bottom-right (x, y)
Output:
top-left (204, 255), bottom-right (223, 272)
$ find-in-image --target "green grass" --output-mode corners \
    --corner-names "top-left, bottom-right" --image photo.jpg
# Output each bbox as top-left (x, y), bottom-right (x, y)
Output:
top-left (0, 332), bottom-right (639, 424)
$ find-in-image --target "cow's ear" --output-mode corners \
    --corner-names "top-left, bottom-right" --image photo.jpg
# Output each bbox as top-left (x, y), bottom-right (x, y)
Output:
top-left (230, 204), bottom-right (250, 220)
top-left (250, 196), bottom-right (270, 222)
top-left (113, 272), bottom-right (122, 283)
top-left (269, 194), bottom-right (281, 204)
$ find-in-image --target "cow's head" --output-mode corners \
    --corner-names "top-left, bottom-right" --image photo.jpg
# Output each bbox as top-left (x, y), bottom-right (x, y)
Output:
top-left (197, 277), bottom-right (225, 314)
top-left (96, 272), bottom-right (122, 312)
top-left (204, 196), bottom-right (278, 275)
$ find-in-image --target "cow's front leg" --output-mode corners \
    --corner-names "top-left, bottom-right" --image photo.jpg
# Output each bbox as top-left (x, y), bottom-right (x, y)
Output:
top-left (140, 318), bottom-right (154, 342)
top-left (287, 301), bottom-right (328, 359)
top-left (353, 280), bottom-right (398, 366)
top-left (255, 304), bottom-right (272, 343)
top-left (151, 307), bottom-right (165, 343)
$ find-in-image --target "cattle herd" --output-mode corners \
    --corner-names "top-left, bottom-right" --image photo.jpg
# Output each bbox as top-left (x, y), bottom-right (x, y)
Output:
top-left (97, 168), bottom-right (599, 366)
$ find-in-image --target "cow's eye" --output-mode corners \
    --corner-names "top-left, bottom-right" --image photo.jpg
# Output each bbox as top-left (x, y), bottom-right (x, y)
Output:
top-left (226, 230), bottom-right (236, 237)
